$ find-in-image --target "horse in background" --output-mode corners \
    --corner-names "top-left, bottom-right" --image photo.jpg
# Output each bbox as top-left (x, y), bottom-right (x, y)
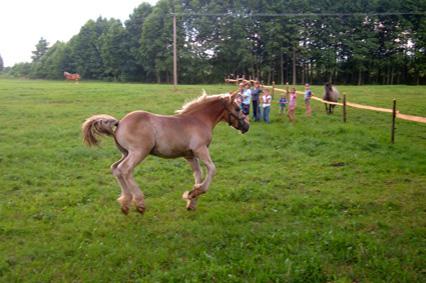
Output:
top-left (81, 90), bottom-right (249, 214)
top-left (64, 71), bottom-right (80, 82)
top-left (323, 82), bottom-right (340, 114)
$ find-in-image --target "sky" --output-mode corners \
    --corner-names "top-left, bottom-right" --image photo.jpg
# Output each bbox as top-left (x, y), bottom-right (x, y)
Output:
top-left (0, 0), bottom-right (158, 67)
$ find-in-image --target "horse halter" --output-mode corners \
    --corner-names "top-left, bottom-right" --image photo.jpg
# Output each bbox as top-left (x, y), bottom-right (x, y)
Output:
top-left (222, 98), bottom-right (246, 129)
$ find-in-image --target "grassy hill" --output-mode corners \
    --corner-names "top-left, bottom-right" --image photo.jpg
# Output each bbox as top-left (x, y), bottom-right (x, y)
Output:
top-left (0, 79), bottom-right (425, 282)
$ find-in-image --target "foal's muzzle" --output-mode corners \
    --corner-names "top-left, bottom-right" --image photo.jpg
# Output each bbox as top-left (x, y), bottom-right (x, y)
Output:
top-left (241, 123), bottom-right (249, 134)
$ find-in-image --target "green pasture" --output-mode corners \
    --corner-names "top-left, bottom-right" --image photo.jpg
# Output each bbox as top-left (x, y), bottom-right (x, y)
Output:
top-left (0, 78), bottom-right (425, 282)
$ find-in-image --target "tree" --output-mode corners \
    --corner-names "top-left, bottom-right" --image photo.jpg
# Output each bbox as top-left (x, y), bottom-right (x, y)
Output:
top-left (8, 0), bottom-right (426, 84)
top-left (124, 3), bottom-right (153, 81)
top-left (67, 18), bottom-right (112, 79)
top-left (31, 37), bottom-right (49, 62)
top-left (31, 41), bottom-right (68, 79)
top-left (99, 19), bottom-right (130, 81)
top-left (140, 0), bottom-right (175, 83)
top-left (0, 53), bottom-right (4, 72)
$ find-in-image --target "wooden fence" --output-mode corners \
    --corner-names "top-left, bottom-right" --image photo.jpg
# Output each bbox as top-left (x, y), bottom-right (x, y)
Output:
top-left (225, 78), bottom-right (426, 143)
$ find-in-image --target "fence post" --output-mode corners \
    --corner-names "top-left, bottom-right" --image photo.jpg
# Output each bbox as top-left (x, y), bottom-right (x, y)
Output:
top-left (343, 94), bottom-right (347, 123)
top-left (391, 99), bottom-right (397, 144)
top-left (235, 76), bottom-right (239, 86)
top-left (272, 81), bottom-right (275, 98)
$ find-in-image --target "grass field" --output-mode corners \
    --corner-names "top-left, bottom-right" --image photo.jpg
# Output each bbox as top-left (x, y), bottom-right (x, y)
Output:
top-left (0, 78), bottom-right (425, 282)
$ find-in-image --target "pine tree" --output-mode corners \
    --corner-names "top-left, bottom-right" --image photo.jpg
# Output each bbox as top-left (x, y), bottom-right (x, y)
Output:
top-left (31, 38), bottom-right (49, 62)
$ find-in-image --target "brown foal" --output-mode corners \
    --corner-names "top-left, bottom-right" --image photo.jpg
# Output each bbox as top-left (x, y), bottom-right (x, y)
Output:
top-left (82, 90), bottom-right (249, 214)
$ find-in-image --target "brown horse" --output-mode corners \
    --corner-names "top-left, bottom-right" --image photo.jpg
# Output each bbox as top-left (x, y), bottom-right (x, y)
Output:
top-left (64, 71), bottom-right (80, 82)
top-left (82, 90), bottom-right (249, 214)
top-left (323, 82), bottom-right (340, 114)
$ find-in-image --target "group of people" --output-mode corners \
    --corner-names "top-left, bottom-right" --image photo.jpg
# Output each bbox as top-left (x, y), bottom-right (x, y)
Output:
top-left (236, 81), bottom-right (313, 123)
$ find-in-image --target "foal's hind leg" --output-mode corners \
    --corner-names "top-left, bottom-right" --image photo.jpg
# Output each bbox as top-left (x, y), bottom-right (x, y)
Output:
top-left (183, 157), bottom-right (203, 210)
top-left (185, 157), bottom-right (202, 184)
top-left (116, 151), bottom-right (148, 214)
top-left (111, 155), bottom-right (132, 215)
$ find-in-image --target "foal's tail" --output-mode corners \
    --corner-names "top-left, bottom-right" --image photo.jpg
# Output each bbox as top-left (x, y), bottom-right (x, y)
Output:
top-left (82, 114), bottom-right (119, 147)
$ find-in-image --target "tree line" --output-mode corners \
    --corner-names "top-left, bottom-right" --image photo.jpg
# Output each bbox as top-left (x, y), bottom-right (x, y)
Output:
top-left (2, 0), bottom-right (425, 85)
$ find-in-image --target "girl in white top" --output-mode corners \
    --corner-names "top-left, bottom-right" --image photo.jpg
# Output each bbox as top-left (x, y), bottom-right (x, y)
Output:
top-left (262, 89), bottom-right (272, 123)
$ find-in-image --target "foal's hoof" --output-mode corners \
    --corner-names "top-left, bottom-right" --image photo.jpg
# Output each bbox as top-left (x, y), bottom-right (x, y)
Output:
top-left (186, 199), bottom-right (197, 211)
top-left (182, 191), bottom-right (197, 211)
top-left (182, 191), bottom-right (190, 200)
top-left (121, 206), bottom-right (130, 215)
top-left (136, 205), bottom-right (145, 214)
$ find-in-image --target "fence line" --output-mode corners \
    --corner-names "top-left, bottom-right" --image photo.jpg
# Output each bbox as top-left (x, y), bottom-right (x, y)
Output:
top-left (224, 78), bottom-right (426, 124)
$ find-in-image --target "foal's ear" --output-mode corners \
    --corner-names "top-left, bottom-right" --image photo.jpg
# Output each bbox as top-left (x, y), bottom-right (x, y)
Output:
top-left (229, 89), bottom-right (239, 102)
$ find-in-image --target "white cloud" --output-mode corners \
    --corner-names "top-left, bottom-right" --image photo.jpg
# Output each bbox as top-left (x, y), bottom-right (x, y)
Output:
top-left (0, 0), bottom-right (158, 66)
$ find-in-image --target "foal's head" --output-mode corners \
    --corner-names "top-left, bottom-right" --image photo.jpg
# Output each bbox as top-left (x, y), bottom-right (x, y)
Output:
top-left (325, 82), bottom-right (333, 92)
top-left (221, 92), bottom-right (250, 134)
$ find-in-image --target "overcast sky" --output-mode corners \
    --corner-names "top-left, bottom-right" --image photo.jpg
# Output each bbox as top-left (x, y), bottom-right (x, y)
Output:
top-left (0, 0), bottom-right (158, 67)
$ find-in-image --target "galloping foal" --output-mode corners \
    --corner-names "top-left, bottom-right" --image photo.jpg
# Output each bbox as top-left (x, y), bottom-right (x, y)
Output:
top-left (64, 71), bottom-right (80, 82)
top-left (82, 91), bottom-right (249, 214)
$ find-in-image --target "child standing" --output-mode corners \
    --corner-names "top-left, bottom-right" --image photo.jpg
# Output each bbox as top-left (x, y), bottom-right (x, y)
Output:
top-left (262, 89), bottom-right (272, 123)
top-left (241, 82), bottom-right (252, 116)
top-left (287, 87), bottom-right (297, 122)
top-left (236, 82), bottom-right (245, 105)
top-left (304, 83), bottom-right (313, 117)
top-left (279, 94), bottom-right (288, 114)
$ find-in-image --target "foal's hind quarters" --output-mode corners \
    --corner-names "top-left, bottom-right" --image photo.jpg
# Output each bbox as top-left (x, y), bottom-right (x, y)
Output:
top-left (82, 90), bottom-right (249, 214)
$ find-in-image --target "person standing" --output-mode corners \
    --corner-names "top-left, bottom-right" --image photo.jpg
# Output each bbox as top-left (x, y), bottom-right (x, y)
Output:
top-left (279, 94), bottom-right (288, 114)
top-left (287, 87), bottom-right (297, 122)
top-left (241, 82), bottom-right (252, 116)
top-left (236, 82), bottom-right (245, 106)
top-left (304, 83), bottom-right (313, 117)
top-left (251, 81), bottom-right (262, 121)
top-left (262, 89), bottom-right (272, 123)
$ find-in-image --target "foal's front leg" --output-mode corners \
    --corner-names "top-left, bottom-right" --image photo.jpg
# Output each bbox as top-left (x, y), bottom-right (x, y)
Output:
top-left (182, 147), bottom-right (216, 210)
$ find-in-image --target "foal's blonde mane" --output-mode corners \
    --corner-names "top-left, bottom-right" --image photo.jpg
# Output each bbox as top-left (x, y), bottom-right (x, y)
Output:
top-left (176, 90), bottom-right (229, 115)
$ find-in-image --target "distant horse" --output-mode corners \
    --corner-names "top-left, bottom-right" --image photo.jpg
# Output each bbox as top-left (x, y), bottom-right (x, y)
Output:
top-left (82, 90), bottom-right (249, 214)
top-left (323, 82), bottom-right (340, 114)
top-left (64, 71), bottom-right (80, 82)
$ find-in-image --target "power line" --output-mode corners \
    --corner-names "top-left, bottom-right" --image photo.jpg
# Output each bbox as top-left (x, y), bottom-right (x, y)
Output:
top-left (170, 12), bottom-right (426, 17)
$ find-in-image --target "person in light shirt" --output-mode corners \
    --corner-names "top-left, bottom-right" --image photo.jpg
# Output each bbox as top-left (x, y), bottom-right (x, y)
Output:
top-left (304, 83), bottom-right (313, 117)
top-left (261, 89), bottom-right (272, 123)
top-left (241, 82), bottom-right (252, 116)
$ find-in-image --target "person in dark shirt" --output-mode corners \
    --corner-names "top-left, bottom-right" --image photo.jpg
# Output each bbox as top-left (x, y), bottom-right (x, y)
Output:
top-left (251, 81), bottom-right (262, 121)
top-left (279, 94), bottom-right (288, 114)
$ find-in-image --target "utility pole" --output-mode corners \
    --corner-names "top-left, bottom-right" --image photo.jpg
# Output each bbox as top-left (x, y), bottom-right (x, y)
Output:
top-left (173, 14), bottom-right (177, 90)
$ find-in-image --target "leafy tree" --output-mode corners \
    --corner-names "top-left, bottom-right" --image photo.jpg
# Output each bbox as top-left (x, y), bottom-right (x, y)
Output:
top-left (99, 19), bottom-right (130, 81)
top-left (9, 62), bottom-right (32, 77)
top-left (124, 3), bottom-right (153, 81)
top-left (140, 0), bottom-right (176, 83)
top-left (31, 41), bottom-right (68, 79)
